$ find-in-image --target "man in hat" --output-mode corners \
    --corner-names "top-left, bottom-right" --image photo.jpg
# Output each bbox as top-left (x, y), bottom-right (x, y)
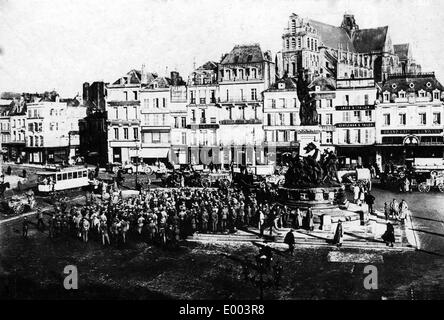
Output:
top-left (36, 208), bottom-right (45, 230)
top-left (284, 229), bottom-right (295, 255)
top-left (332, 220), bottom-right (344, 247)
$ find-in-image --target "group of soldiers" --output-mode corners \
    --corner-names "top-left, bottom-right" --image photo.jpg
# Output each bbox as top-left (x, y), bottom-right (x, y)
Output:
top-left (25, 184), bottom-right (317, 246)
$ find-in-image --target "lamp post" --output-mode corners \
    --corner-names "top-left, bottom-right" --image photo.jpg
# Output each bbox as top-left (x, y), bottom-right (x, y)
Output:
top-left (135, 141), bottom-right (141, 189)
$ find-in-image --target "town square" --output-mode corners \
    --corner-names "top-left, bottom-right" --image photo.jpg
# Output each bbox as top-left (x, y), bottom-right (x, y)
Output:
top-left (0, 0), bottom-right (443, 301)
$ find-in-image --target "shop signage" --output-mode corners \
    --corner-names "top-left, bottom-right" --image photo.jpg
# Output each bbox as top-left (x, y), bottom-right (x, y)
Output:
top-left (335, 105), bottom-right (375, 110)
top-left (381, 129), bottom-right (443, 135)
top-left (335, 122), bottom-right (375, 128)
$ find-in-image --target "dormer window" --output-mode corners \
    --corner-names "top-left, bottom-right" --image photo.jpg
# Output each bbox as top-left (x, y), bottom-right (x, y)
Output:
top-left (391, 83), bottom-right (397, 89)
top-left (409, 82), bottom-right (415, 89)
top-left (426, 82), bottom-right (432, 88)
top-left (383, 92), bottom-right (390, 102)
top-left (433, 90), bottom-right (440, 100)
top-left (399, 91), bottom-right (406, 98)
top-left (418, 90), bottom-right (426, 98)
top-left (278, 83), bottom-right (285, 90)
top-left (315, 86), bottom-right (320, 91)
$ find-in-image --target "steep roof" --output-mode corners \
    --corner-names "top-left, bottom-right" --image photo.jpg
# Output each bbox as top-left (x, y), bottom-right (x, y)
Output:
top-left (198, 61), bottom-right (218, 71)
top-left (309, 19), bottom-right (355, 51)
top-left (112, 69), bottom-right (142, 85)
top-left (308, 76), bottom-right (337, 91)
top-left (394, 43), bottom-right (410, 60)
top-left (220, 44), bottom-right (268, 64)
top-left (382, 73), bottom-right (444, 94)
top-left (352, 27), bottom-right (388, 53)
top-left (309, 19), bottom-right (388, 54)
top-left (266, 76), bottom-right (298, 91)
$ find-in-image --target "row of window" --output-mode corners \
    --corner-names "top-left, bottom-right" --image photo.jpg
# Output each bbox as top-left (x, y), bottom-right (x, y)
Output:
top-left (28, 135), bottom-right (44, 147)
top-left (382, 112), bottom-right (441, 126)
top-left (113, 127), bottom-right (139, 141)
top-left (222, 88), bottom-right (258, 102)
top-left (11, 119), bottom-right (25, 128)
top-left (341, 110), bottom-right (373, 122)
top-left (189, 90), bottom-right (216, 104)
top-left (285, 36), bottom-right (318, 52)
top-left (266, 113), bottom-right (298, 126)
top-left (28, 122), bottom-right (43, 132)
top-left (267, 98), bottom-right (298, 109)
top-left (190, 130), bottom-right (216, 146)
top-left (142, 98), bottom-right (167, 109)
top-left (382, 90), bottom-right (441, 102)
top-left (141, 132), bottom-right (170, 144)
top-left (220, 68), bottom-right (258, 81)
top-left (342, 129), bottom-right (373, 144)
top-left (224, 105), bottom-right (260, 121)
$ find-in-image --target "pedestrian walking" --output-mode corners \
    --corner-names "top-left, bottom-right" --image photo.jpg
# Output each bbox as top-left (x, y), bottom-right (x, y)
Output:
top-left (36, 209), bottom-right (45, 230)
top-left (82, 218), bottom-right (90, 243)
top-left (384, 202), bottom-right (390, 220)
top-left (364, 192), bottom-right (375, 215)
top-left (332, 221), bottom-right (343, 247)
top-left (306, 208), bottom-right (314, 231)
top-left (399, 199), bottom-right (408, 225)
top-left (211, 208), bottom-right (218, 233)
top-left (100, 221), bottom-right (110, 246)
top-left (353, 184), bottom-right (360, 204)
top-left (390, 198), bottom-right (399, 219)
top-left (22, 217), bottom-right (29, 238)
top-left (382, 222), bottom-right (395, 247)
top-left (284, 229), bottom-right (295, 255)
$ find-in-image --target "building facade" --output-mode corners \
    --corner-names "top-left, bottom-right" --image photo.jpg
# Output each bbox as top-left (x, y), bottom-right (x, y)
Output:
top-left (375, 72), bottom-right (444, 169)
top-left (263, 77), bottom-right (300, 164)
top-left (106, 70), bottom-right (143, 164)
top-left (25, 100), bottom-right (85, 164)
top-left (217, 44), bottom-right (274, 167)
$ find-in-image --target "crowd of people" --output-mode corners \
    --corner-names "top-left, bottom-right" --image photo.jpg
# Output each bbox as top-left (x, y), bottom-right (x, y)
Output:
top-left (20, 173), bottom-right (410, 250)
top-left (28, 183), bottom-right (321, 247)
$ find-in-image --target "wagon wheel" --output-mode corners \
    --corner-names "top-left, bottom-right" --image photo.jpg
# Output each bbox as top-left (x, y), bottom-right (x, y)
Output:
top-left (438, 183), bottom-right (444, 193)
top-left (418, 182), bottom-right (430, 193)
top-left (201, 178), bottom-right (211, 188)
top-left (145, 166), bottom-right (153, 175)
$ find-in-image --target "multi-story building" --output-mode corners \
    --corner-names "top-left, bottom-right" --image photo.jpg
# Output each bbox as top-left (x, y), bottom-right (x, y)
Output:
top-left (139, 75), bottom-right (172, 165)
top-left (263, 76), bottom-right (300, 164)
top-left (217, 44), bottom-right (274, 167)
top-left (6, 98), bottom-right (27, 163)
top-left (187, 61), bottom-right (220, 166)
top-left (168, 72), bottom-right (188, 165)
top-left (0, 104), bottom-right (11, 162)
top-left (79, 81), bottom-right (108, 165)
top-left (25, 99), bottom-right (85, 164)
top-left (106, 70), bottom-right (144, 164)
top-left (278, 13), bottom-right (405, 82)
top-left (375, 72), bottom-right (444, 168)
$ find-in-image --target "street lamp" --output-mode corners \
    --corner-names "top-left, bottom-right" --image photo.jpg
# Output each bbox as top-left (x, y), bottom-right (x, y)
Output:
top-left (135, 141), bottom-right (141, 189)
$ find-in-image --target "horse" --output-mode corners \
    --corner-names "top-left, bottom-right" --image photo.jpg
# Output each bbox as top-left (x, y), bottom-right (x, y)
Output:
top-left (0, 182), bottom-right (10, 198)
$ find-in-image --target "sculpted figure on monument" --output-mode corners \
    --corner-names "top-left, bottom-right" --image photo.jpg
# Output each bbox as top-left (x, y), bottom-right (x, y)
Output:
top-left (284, 143), bottom-right (340, 188)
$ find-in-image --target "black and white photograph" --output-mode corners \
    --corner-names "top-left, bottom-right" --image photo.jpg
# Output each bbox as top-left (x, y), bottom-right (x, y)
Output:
top-left (0, 0), bottom-right (443, 305)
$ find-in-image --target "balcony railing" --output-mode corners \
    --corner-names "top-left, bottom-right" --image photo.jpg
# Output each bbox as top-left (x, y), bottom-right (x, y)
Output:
top-left (107, 100), bottom-right (140, 106)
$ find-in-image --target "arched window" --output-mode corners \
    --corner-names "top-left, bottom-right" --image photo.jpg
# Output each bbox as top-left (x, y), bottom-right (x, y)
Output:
top-left (291, 19), bottom-right (296, 33)
top-left (286, 39), bottom-right (290, 49)
top-left (291, 38), bottom-right (296, 48)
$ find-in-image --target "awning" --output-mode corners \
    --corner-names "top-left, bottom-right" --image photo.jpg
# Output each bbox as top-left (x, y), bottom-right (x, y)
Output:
top-left (139, 148), bottom-right (169, 159)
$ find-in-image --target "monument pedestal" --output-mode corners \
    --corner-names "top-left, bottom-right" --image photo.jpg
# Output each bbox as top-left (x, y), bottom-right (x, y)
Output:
top-left (279, 186), bottom-right (361, 227)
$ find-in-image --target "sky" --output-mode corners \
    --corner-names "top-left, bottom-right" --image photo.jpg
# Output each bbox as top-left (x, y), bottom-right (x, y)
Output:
top-left (1, 0), bottom-right (444, 97)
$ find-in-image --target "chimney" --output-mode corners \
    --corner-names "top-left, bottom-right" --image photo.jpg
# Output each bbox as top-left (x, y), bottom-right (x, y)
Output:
top-left (83, 82), bottom-right (90, 103)
top-left (171, 71), bottom-right (179, 86)
top-left (141, 64), bottom-right (148, 85)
